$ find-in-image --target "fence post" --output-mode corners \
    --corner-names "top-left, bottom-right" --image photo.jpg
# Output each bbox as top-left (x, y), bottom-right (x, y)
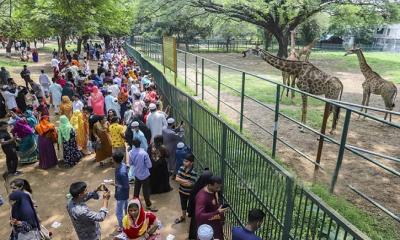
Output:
top-left (217, 65), bottom-right (221, 114)
top-left (282, 177), bottom-right (294, 240)
top-left (330, 109), bottom-right (351, 193)
top-left (189, 98), bottom-right (194, 149)
top-left (195, 56), bottom-right (198, 96)
top-left (220, 124), bottom-right (227, 181)
top-left (239, 72), bottom-right (246, 132)
top-left (208, 40), bottom-right (210, 52)
top-left (184, 52), bottom-right (187, 86)
top-left (314, 102), bottom-right (330, 176)
top-left (201, 58), bottom-right (204, 101)
top-left (272, 84), bottom-right (281, 158)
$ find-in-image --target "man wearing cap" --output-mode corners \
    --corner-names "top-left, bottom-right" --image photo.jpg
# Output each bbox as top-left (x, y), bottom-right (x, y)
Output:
top-left (146, 103), bottom-right (167, 143)
top-left (162, 117), bottom-right (184, 175)
top-left (131, 121), bottom-right (148, 151)
top-left (108, 79), bottom-right (120, 97)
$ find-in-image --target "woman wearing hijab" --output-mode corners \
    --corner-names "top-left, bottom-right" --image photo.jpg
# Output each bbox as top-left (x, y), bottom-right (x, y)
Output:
top-left (9, 190), bottom-right (41, 240)
top-left (12, 120), bottom-right (38, 164)
top-left (114, 198), bottom-right (161, 240)
top-left (118, 86), bottom-right (129, 119)
top-left (93, 116), bottom-right (112, 165)
top-left (91, 86), bottom-right (105, 116)
top-left (188, 170), bottom-right (213, 240)
top-left (59, 96), bottom-right (73, 119)
top-left (35, 115), bottom-right (58, 169)
top-left (24, 110), bottom-right (38, 128)
top-left (70, 111), bottom-right (88, 153)
top-left (58, 115), bottom-right (83, 167)
top-left (107, 109), bottom-right (118, 123)
top-left (62, 82), bottom-right (74, 100)
top-left (148, 135), bottom-right (172, 194)
top-left (56, 75), bottom-right (67, 88)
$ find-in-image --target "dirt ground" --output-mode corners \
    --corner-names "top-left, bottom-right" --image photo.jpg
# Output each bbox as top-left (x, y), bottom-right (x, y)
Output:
top-left (175, 52), bottom-right (400, 230)
top-left (0, 47), bottom-right (189, 239)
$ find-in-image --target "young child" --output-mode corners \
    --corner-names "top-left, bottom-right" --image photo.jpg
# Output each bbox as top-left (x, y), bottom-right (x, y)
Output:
top-left (112, 151), bottom-right (129, 232)
top-left (72, 94), bottom-right (84, 112)
top-left (175, 153), bottom-right (197, 224)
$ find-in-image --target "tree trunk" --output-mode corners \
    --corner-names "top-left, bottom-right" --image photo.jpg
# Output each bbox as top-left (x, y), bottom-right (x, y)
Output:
top-left (225, 37), bottom-right (231, 52)
top-left (263, 29), bottom-right (273, 51)
top-left (185, 39), bottom-right (189, 51)
top-left (6, 39), bottom-right (13, 58)
top-left (60, 35), bottom-right (67, 58)
top-left (275, 32), bottom-right (289, 58)
top-left (76, 37), bottom-right (82, 54)
top-left (34, 40), bottom-right (37, 48)
top-left (82, 36), bottom-right (89, 54)
top-left (103, 35), bottom-right (111, 49)
top-left (42, 38), bottom-right (45, 47)
top-left (57, 36), bottom-right (61, 55)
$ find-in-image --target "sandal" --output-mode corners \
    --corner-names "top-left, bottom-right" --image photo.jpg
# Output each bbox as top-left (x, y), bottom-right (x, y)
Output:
top-left (174, 216), bottom-right (186, 224)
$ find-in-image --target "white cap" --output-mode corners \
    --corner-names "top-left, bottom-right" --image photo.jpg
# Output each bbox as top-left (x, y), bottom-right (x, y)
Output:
top-left (149, 103), bottom-right (156, 110)
top-left (131, 121), bottom-right (139, 127)
top-left (197, 224), bottom-right (214, 240)
top-left (167, 118), bottom-right (175, 124)
top-left (177, 142), bottom-right (185, 148)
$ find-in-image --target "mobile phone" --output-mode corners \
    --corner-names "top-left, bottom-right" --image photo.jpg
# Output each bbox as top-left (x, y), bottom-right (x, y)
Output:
top-left (221, 203), bottom-right (229, 209)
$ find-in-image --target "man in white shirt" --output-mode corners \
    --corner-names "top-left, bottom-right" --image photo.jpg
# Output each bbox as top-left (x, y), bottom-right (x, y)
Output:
top-left (49, 79), bottom-right (62, 114)
top-left (51, 57), bottom-right (60, 71)
top-left (1, 85), bottom-right (18, 111)
top-left (146, 103), bottom-right (167, 143)
top-left (108, 81), bottom-right (120, 98)
top-left (72, 94), bottom-right (84, 112)
top-left (39, 69), bottom-right (50, 97)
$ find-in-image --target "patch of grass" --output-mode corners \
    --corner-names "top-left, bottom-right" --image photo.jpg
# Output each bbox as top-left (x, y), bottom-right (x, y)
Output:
top-left (312, 51), bottom-right (400, 83)
top-left (0, 58), bottom-right (26, 68)
top-left (311, 184), bottom-right (399, 240)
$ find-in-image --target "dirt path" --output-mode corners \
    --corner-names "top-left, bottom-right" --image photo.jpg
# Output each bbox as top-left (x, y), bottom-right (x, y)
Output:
top-left (0, 47), bottom-right (188, 240)
top-left (175, 52), bottom-right (400, 228)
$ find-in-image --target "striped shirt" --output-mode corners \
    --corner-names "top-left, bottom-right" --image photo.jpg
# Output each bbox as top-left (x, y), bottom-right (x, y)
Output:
top-left (177, 166), bottom-right (198, 195)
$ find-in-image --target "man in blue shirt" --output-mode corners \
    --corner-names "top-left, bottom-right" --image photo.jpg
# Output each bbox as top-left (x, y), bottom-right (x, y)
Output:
top-left (129, 139), bottom-right (157, 212)
top-left (113, 151), bottom-right (129, 231)
top-left (232, 208), bottom-right (265, 240)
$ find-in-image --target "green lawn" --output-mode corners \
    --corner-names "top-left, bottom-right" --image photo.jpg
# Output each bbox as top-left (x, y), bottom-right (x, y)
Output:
top-left (312, 51), bottom-right (400, 83)
top-left (0, 58), bottom-right (26, 68)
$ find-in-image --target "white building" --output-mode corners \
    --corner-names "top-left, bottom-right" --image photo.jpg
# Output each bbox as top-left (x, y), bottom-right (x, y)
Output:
top-left (374, 23), bottom-right (400, 52)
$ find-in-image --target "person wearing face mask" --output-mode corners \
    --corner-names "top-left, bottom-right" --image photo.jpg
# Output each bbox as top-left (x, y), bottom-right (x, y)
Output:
top-left (67, 181), bottom-right (110, 240)
top-left (232, 209), bottom-right (265, 240)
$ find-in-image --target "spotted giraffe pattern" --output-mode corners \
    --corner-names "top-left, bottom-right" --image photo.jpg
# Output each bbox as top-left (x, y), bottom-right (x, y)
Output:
top-left (345, 48), bottom-right (397, 121)
top-left (243, 48), bottom-right (343, 133)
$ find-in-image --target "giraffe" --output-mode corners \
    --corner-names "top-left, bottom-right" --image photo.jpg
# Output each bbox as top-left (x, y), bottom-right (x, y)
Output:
top-left (243, 47), bottom-right (344, 133)
top-left (344, 48), bottom-right (397, 121)
top-left (281, 30), bottom-right (299, 102)
top-left (298, 39), bottom-right (317, 62)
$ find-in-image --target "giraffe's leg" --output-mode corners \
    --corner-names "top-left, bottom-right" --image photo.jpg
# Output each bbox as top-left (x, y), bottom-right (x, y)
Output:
top-left (384, 112), bottom-right (388, 121)
top-left (358, 90), bottom-right (368, 119)
top-left (281, 72), bottom-right (287, 101)
top-left (330, 104), bottom-right (340, 134)
top-left (364, 92), bottom-right (371, 118)
top-left (299, 94), bottom-right (307, 132)
top-left (290, 75), bottom-right (296, 104)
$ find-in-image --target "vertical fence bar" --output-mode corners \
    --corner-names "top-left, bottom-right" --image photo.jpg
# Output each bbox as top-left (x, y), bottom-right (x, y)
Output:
top-left (282, 177), bottom-right (294, 240)
top-left (272, 85), bottom-right (281, 158)
top-left (189, 98), bottom-right (194, 149)
top-left (220, 124), bottom-right (227, 181)
top-left (201, 58), bottom-right (204, 101)
top-left (239, 72), bottom-right (246, 132)
top-left (217, 65), bottom-right (221, 114)
top-left (184, 52), bottom-right (187, 86)
top-left (330, 109), bottom-right (352, 193)
top-left (195, 56), bottom-right (198, 96)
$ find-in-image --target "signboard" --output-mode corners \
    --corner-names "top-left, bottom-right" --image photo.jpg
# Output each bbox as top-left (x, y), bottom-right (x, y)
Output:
top-left (162, 36), bottom-right (177, 85)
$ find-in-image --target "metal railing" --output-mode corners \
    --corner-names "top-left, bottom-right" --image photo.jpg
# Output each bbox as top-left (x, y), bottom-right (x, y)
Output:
top-left (131, 39), bottom-right (400, 227)
top-left (125, 43), bottom-right (372, 239)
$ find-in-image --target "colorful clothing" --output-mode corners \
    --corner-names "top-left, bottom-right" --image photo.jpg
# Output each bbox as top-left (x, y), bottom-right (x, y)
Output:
top-left (93, 121), bottom-right (112, 162)
top-left (12, 120), bottom-right (38, 164)
top-left (91, 86), bottom-right (105, 116)
top-left (70, 111), bottom-right (88, 151)
top-left (109, 123), bottom-right (126, 148)
top-left (60, 96), bottom-right (73, 119)
top-left (58, 115), bottom-right (82, 166)
top-left (36, 116), bottom-right (58, 169)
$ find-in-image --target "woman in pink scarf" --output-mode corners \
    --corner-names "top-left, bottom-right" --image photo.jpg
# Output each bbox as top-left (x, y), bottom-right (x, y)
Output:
top-left (91, 86), bottom-right (105, 115)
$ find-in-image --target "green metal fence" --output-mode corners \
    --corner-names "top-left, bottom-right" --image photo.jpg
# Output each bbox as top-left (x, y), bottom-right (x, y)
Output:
top-left (125, 43), bottom-right (371, 240)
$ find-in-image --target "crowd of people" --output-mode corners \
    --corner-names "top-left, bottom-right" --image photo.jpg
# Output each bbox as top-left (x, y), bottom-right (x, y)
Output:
top-left (0, 39), bottom-right (266, 240)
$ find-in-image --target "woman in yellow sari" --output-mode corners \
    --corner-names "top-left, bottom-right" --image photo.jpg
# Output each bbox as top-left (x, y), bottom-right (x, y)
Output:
top-left (70, 111), bottom-right (88, 152)
top-left (59, 96), bottom-right (73, 119)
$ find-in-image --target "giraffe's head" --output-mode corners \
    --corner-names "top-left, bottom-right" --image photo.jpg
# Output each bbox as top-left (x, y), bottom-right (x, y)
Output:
top-left (242, 48), bottom-right (260, 58)
top-left (344, 48), bottom-right (362, 56)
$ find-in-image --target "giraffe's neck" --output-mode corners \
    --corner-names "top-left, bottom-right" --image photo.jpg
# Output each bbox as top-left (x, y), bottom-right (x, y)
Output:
top-left (355, 51), bottom-right (373, 78)
top-left (258, 49), bottom-right (302, 75)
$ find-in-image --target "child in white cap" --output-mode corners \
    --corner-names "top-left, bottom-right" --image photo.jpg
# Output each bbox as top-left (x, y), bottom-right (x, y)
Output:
top-left (198, 224), bottom-right (214, 240)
